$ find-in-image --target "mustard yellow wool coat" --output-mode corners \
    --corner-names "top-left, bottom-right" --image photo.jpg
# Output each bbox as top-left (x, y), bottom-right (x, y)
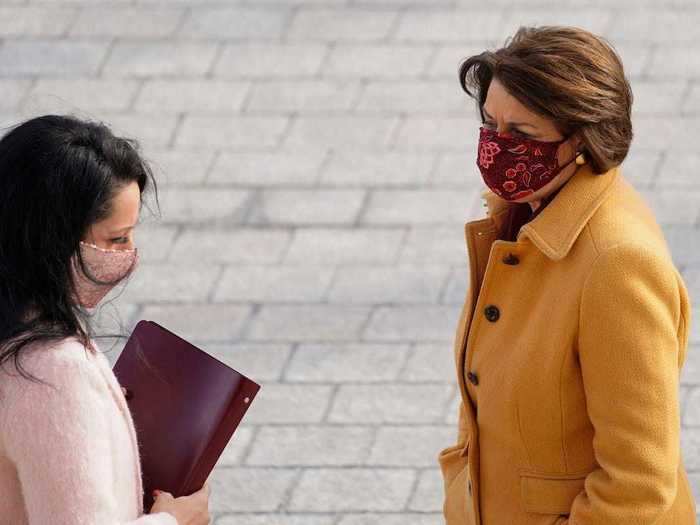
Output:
top-left (438, 162), bottom-right (696, 524)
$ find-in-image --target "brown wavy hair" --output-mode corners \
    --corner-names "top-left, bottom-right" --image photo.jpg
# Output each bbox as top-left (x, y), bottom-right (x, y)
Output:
top-left (459, 26), bottom-right (633, 174)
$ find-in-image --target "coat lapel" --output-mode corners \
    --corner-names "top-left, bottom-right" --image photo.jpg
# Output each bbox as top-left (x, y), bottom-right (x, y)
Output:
top-left (480, 163), bottom-right (621, 259)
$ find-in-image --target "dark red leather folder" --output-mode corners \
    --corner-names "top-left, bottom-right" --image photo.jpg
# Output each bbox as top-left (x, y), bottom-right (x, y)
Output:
top-left (112, 320), bottom-right (260, 512)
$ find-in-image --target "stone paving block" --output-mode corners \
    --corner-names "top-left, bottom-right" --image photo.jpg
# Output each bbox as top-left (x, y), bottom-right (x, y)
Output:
top-left (401, 343), bottom-right (457, 383)
top-left (214, 43), bottom-right (327, 78)
top-left (285, 117), bottom-right (398, 149)
top-left (246, 305), bottom-right (371, 342)
top-left (0, 7), bottom-right (76, 37)
top-left (243, 384), bottom-right (334, 424)
top-left (631, 80), bottom-right (687, 116)
top-left (394, 10), bottom-right (504, 42)
top-left (119, 262), bottom-right (220, 302)
top-left (156, 188), bottom-right (252, 225)
top-left (682, 345), bottom-right (699, 387)
top-left (320, 151), bottom-right (436, 188)
top-left (285, 343), bottom-right (410, 382)
top-left (213, 265), bottom-right (335, 303)
top-left (288, 468), bottom-right (415, 512)
top-left (145, 149), bottom-right (215, 186)
top-left (658, 153), bottom-right (700, 188)
top-left (619, 151), bottom-right (661, 189)
top-left (209, 467), bottom-right (298, 512)
top-left (356, 80), bottom-right (466, 114)
top-left (70, 6), bottom-right (184, 37)
top-left (287, 8), bottom-right (398, 41)
top-left (25, 78), bottom-right (139, 114)
top-left (409, 468), bottom-right (443, 512)
top-left (361, 189), bottom-right (479, 224)
top-left (327, 265), bottom-right (449, 304)
top-left (393, 116), bottom-right (479, 151)
top-left (608, 9), bottom-right (700, 43)
top-left (202, 343), bottom-right (293, 383)
top-left (138, 304), bottom-right (253, 341)
top-left (180, 6), bottom-right (290, 40)
top-left (217, 425), bottom-right (255, 467)
top-left (649, 45), bottom-right (700, 78)
top-left (0, 40), bottom-right (109, 77)
top-left (329, 384), bottom-right (454, 423)
top-left (249, 189), bottom-right (366, 225)
top-left (681, 427), bottom-right (700, 471)
top-left (338, 515), bottom-right (443, 525)
top-left (498, 8), bottom-right (613, 42)
top-left (364, 305), bottom-right (462, 341)
top-left (367, 426), bottom-right (455, 467)
top-left (96, 113), bottom-right (179, 149)
top-left (283, 228), bottom-right (405, 265)
top-left (103, 42), bottom-right (219, 77)
top-left (217, 516), bottom-right (335, 525)
top-left (444, 392), bottom-right (461, 426)
top-left (638, 189), bottom-right (700, 225)
top-left (432, 150), bottom-right (481, 187)
top-left (0, 79), bottom-right (32, 111)
top-left (246, 80), bottom-right (361, 113)
top-left (135, 80), bottom-right (250, 113)
top-left (128, 222), bottom-right (179, 263)
top-left (323, 44), bottom-right (434, 78)
top-left (441, 267), bottom-right (469, 304)
top-left (661, 226), bottom-right (700, 269)
top-left (684, 387), bottom-right (700, 426)
top-left (399, 226), bottom-right (469, 265)
top-left (427, 43), bottom-right (496, 78)
top-left (208, 151), bottom-right (325, 187)
top-left (246, 425), bottom-right (375, 466)
top-left (170, 229), bottom-right (292, 264)
top-left (176, 116), bottom-right (289, 149)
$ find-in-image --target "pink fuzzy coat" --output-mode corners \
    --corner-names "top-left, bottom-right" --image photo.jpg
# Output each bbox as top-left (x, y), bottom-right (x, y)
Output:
top-left (0, 336), bottom-right (178, 525)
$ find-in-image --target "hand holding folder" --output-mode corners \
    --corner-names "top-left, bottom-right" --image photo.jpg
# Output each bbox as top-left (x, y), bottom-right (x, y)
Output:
top-left (112, 320), bottom-right (261, 513)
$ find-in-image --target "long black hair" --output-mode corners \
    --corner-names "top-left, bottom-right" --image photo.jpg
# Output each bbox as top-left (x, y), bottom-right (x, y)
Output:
top-left (0, 114), bottom-right (158, 385)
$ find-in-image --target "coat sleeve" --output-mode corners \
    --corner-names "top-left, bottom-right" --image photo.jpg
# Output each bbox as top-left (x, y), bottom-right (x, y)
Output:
top-left (2, 345), bottom-right (178, 525)
top-left (567, 242), bottom-right (689, 523)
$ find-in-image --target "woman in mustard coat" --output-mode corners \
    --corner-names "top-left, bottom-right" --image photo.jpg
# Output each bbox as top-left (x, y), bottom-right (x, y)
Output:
top-left (438, 26), bottom-right (697, 524)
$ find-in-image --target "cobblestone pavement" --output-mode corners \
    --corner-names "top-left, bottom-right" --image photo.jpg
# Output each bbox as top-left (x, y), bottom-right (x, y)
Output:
top-left (1, 0), bottom-right (699, 523)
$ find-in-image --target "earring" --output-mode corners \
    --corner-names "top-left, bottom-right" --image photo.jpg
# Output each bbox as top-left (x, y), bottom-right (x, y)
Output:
top-left (575, 151), bottom-right (586, 165)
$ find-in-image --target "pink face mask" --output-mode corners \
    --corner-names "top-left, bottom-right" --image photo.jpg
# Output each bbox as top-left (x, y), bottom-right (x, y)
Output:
top-left (70, 241), bottom-right (139, 309)
top-left (476, 126), bottom-right (579, 201)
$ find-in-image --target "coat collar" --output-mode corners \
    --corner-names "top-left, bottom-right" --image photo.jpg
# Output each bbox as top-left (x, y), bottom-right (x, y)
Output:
top-left (479, 162), bottom-right (621, 261)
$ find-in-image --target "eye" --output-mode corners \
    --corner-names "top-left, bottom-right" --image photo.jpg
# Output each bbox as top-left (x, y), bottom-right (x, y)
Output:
top-left (511, 129), bottom-right (532, 139)
top-left (111, 236), bottom-right (130, 244)
top-left (482, 120), bottom-right (496, 130)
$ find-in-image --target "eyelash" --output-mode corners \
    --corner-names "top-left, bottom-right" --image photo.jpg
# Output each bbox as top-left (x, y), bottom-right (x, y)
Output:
top-left (111, 237), bottom-right (129, 244)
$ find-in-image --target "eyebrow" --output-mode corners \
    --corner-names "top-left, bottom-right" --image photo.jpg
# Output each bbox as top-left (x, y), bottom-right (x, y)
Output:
top-left (109, 225), bottom-right (136, 235)
top-left (482, 107), bottom-right (538, 129)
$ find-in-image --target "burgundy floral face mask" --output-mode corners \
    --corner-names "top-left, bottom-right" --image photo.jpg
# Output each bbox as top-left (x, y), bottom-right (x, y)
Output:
top-left (476, 126), bottom-right (578, 201)
top-left (70, 241), bottom-right (139, 309)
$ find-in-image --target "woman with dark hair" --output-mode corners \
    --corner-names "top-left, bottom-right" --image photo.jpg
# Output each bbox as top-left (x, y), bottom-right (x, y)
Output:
top-left (438, 26), bottom-right (696, 524)
top-left (0, 115), bottom-right (210, 525)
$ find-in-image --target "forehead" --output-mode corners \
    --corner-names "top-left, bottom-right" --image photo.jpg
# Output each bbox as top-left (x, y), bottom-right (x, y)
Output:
top-left (482, 78), bottom-right (550, 126)
top-left (95, 181), bottom-right (141, 231)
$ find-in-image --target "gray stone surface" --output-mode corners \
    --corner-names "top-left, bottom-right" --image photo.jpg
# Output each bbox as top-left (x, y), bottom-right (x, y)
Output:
top-left (4, 1), bottom-right (697, 523)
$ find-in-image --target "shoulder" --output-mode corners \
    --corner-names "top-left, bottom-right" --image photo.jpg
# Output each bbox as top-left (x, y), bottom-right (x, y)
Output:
top-left (585, 172), bottom-right (672, 261)
top-left (0, 336), bottom-right (102, 405)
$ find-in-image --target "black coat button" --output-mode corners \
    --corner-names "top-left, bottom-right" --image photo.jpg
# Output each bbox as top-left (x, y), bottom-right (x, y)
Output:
top-left (467, 371), bottom-right (479, 385)
top-left (484, 305), bottom-right (500, 322)
top-left (503, 253), bottom-right (519, 265)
